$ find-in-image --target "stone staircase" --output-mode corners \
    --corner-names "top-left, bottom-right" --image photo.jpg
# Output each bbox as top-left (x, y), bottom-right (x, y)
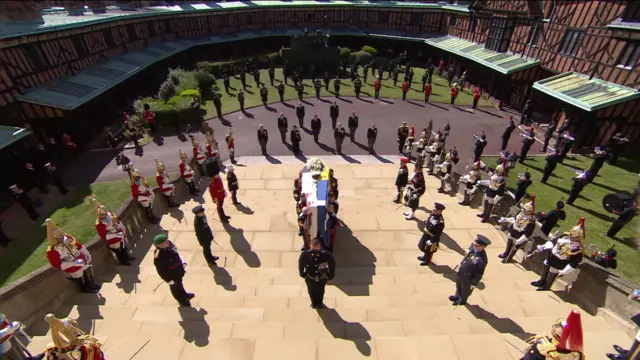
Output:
top-left (25, 162), bottom-right (631, 359)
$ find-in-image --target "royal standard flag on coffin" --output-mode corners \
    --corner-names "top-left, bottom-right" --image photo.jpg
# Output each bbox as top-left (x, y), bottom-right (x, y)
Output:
top-left (301, 173), bottom-right (330, 248)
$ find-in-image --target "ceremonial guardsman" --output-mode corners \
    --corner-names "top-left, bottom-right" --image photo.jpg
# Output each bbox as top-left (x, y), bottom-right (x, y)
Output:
top-left (393, 157), bottom-right (409, 203)
top-left (541, 148), bottom-right (561, 184)
top-left (530, 218), bottom-right (585, 291)
top-left (299, 237), bottom-right (336, 309)
top-left (0, 313), bottom-right (28, 359)
top-left (477, 161), bottom-right (507, 223)
top-left (226, 164), bottom-right (240, 205)
top-left (206, 131), bottom-right (224, 171)
top-left (566, 170), bottom-right (589, 205)
top-left (417, 202), bottom-right (445, 266)
top-left (436, 150), bottom-right (454, 194)
top-left (450, 234), bottom-right (490, 305)
top-left (498, 196), bottom-right (537, 263)
top-left (130, 168), bottom-right (158, 223)
top-left (155, 158), bottom-right (177, 207)
top-left (192, 137), bottom-right (207, 176)
top-left (403, 164), bottom-right (426, 220)
top-left (42, 314), bottom-right (105, 360)
top-left (558, 132), bottom-right (576, 163)
top-left (397, 121), bottom-right (409, 154)
top-left (458, 163), bottom-right (481, 206)
top-left (178, 148), bottom-right (198, 195)
top-left (153, 234), bottom-right (195, 307)
top-left (514, 172), bottom-right (532, 204)
top-left (328, 169), bottom-right (339, 200)
top-left (45, 219), bottom-right (99, 293)
top-left (94, 199), bottom-right (134, 266)
top-left (519, 127), bottom-right (535, 164)
top-left (522, 310), bottom-right (585, 360)
top-left (403, 127), bottom-right (415, 157)
top-left (537, 200), bottom-right (566, 236)
top-left (225, 128), bottom-right (236, 164)
top-left (473, 133), bottom-right (487, 162)
top-left (209, 167), bottom-right (230, 223)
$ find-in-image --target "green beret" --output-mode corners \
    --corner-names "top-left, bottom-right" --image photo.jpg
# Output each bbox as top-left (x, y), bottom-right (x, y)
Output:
top-left (153, 233), bottom-right (168, 245)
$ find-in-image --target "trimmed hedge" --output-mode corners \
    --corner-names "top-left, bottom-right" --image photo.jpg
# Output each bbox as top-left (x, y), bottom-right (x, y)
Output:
top-left (196, 52), bottom-right (280, 78)
top-left (339, 47), bottom-right (352, 64)
top-left (362, 45), bottom-right (377, 56)
top-left (351, 50), bottom-right (375, 65)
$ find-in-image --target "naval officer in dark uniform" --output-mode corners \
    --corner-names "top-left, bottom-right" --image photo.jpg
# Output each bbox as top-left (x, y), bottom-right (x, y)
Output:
top-left (153, 233), bottom-right (195, 307)
top-left (540, 148), bottom-right (561, 184)
top-left (417, 203), bottom-right (446, 266)
top-left (449, 234), bottom-right (490, 305)
top-left (299, 237), bottom-right (336, 309)
top-left (566, 171), bottom-right (589, 205)
top-left (605, 201), bottom-right (638, 238)
top-left (537, 201), bottom-right (566, 236)
top-left (193, 205), bottom-right (219, 265)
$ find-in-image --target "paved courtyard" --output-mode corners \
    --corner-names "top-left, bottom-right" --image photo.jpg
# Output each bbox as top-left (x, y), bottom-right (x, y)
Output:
top-left (26, 159), bottom-right (629, 359)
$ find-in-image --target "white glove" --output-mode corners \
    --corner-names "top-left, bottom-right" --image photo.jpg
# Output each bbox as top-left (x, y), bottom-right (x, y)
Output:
top-left (75, 259), bottom-right (85, 265)
top-left (543, 241), bottom-right (554, 250)
top-left (515, 235), bottom-right (528, 246)
top-left (426, 240), bottom-right (433, 246)
top-left (558, 264), bottom-right (577, 277)
top-left (498, 217), bottom-right (506, 224)
top-left (536, 245), bottom-right (545, 252)
top-left (411, 194), bottom-right (418, 199)
top-left (168, 280), bottom-right (175, 286)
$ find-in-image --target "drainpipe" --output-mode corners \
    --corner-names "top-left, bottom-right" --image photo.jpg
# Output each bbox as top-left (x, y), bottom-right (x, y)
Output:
top-left (525, 19), bottom-right (539, 59)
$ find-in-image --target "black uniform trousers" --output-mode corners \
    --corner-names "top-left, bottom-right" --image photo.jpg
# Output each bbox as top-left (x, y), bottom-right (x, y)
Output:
top-left (336, 140), bottom-right (343, 154)
top-left (279, 129), bottom-right (287, 143)
top-left (398, 136), bottom-right (406, 153)
top-left (292, 141), bottom-right (300, 154)
top-left (109, 242), bottom-right (132, 265)
top-left (567, 185), bottom-right (582, 204)
top-left (169, 277), bottom-right (190, 305)
top-left (19, 197), bottom-right (39, 221)
top-left (313, 131), bottom-right (319, 142)
top-left (455, 273), bottom-right (473, 305)
top-left (607, 219), bottom-right (630, 237)
top-left (500, 136), bottom-right (510, 151)
top-left (541, 136), bottom-right (551, 152)
top-left (305, 277), bottom-right (327, 308)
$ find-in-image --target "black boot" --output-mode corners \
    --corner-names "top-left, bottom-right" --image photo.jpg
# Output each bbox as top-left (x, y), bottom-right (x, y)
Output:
top-left (72, 278), bottom-right (91, 293)
top-left (168, 196), bottom-right (178, 208)
top-left (146, 207), bottom-right (159, 224)
top-left (499, 237), bottom-right (514, 262)
top-left (531, 264), bottom-right (550, 287)
top-left (539, 271), bottom-right (559, 291)
top-left (459, 192), bottom-right (469, 206)
top-left (477, 199), bottom-right (491, 222)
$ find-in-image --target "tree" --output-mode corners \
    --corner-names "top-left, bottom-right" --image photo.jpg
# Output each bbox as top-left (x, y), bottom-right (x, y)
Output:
top-left (157, 80), bottom-right (176, 103)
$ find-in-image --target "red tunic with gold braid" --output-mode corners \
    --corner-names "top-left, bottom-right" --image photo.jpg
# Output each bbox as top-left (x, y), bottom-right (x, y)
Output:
top-left (131, 181), bottom-right (153, 207)
top-left (95, 215), bottom-right (125, 249)
top-left (155, 171), bottom-right (175, 196)
top-left (194, 146), bottom-right (206, 164)
top-left (46, 237), bottom-right (90, 278)
top-left (209, 175), bottom-right (226, 202)
top-left (179, 161), bottom-right (194, 182)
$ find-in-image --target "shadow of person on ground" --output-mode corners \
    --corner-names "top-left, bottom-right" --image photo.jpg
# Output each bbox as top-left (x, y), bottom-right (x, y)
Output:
top-left (571, 203), bottom-right (615, 222)
top-left (317, 308), bottom-right (372, 356)
top-left (474, 107), bottom-right (503, 118)
top-left (295, 153), bottom-right (308, 162)
top-left (372, 154), bottom-right (393, 163)
top-left (340, 154), bottom-right (361, 164)
top-left (152, 134), bottom-right (164, 146)
top-left (241, 110), bottom-right (254, 119)
top-left (235, 203), bottom-right (254, 215)
top-left (467, 305), bottom-right (535, 341)
top-left (283, 102), bottom-right (295, 108)
top-left (378, 98), bottom-right (394, 104)
top-left (358, 97), bottom-right (373, 104)
top-left (440, 232), bottom-right (466, 256)
top-left (177, 133), bottom-right (187, 142)
top-left (301, 99), bottom-right (314, 106)
top-left (338, 97), bottom-right (353, 103)
top-left (428, 102), bottom-right (449, 111)
top-left (265, 154), bottom-right (282, 164)
top-left (179, 307), bottom-right (210, 347)
top-left (429, 263), bottom-right (458, 283)
top-left (406, 100), bottom-right (425, 108)
top-left (209, 265), bottom-right (237, 291)
top-left (317, 141), bottom-right (336, 154)
top-left (222, 222), bottom-right (260, 267)
top-left (333, 222), bottom-right (376, 296)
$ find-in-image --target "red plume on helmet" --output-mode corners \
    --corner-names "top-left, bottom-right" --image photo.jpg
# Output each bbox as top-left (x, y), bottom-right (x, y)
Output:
top-left (409, 127), bottom-right (415, 137)
top-left (530, 195), bottom-right (536, 212)
top-left (558, 310), bottom-right (584, 352)
top-left (577, 217), bottom-right (586, 238)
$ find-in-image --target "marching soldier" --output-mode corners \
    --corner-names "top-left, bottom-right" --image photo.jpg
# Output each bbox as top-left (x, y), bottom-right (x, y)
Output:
top-left (259, 83), bottom-right (269, 106)
top-left (291, 125), bottom-right (302, 155)
top-left (417, 202), bottom-right (445, 266)
top-left (436, 150), bottom-right (454, 194)
top-left (522, 310), bottom-right (585, 360)
top-left (277, 82), bottom-right (285, 103)
top-left (586, 146), bottom-right (609, 183)
top-left (299, 237), bottom-right (336, 309)
top-left (397, 121), bottom-right (409, 154)
top-left (283, 62), bottom-right (289, 84)
top-left (605, 201), bottom-right (638, 238)
top-left (334, 123), bottom-right (346, 155)
top-left (608, 132), bottom-right (630, 165)
top-left (348, 112), bottom-right (359, 142)
top-left (314, 78), bottom-right (322, 99)
top-left (143, 103), bottom-right (157, 133)
top-left (178, 148), bottom-right (198, 195)
top-left (558, 132), bottom-right (576, 163)
top-left (540, 119), bottom-right (557, 152)
top-left (46, 219), bottom-right (100, 293)
top-left (514, 172), bottom-right (533, 204)
top-left (44, 162), bottom-right (68, 195)
top-left (222, 72), bottom-right (230, 93)
top-left (277, 112), bottom-right (288, 143)
top-left (403, 164), bottom-right (426, 220)
top-left (421, 71), bottom-right (428, 91)
top-left (367, 124), bottom-right (378, 153)
top-left (530, 218), bottom-right (585, 291)
top-left (9, 184), bottom-right (39, 221)
top-left (253, 68), bottom-right (260, 86)
top-left (268, 65), bottom-right (275, 86)
top-left (450, 234), bottom-right (490, 305)
top-left (131, 168), bottom-right (158, 223)
top-left (424, 82), bottom-right (432, 103)
top-left (477, 161), bottom-right (507, 223)
top-left (392, 68), bottom-right (399, 87)
top-left (538, 200), bottom-right (566, 236)
top-left (240, 69), bottom-right (247, 89)
top-left (519, 127), bottom-right (535, 163)
top-left (330, 101), bottom-right (339, 129)
top-left (193, 205), bottom-right (219, 265)
top-left (363, 64), bottom-right (369, 82)
top-left (541, 148), bottom-right (561, 183)
top-left (213, 92), bottom-right (223, 119)
top-left (296, 102), bottom-right (306, 128)
top-left (192, 137), bottom-right (207, 176)
top-left (354, 78), bottom-right (362, 98)
top-left (473, 134), bottom-right (487, 162)
top-left (501, 118), bottom-right (516, 151)
top-left (311, 114), bottom-right (322, 143)
top-left (333, 76), bottom-right (341, 97)
top-left (401, 80), bottom-right (409, 100)
top-left (374, 76), bottom-right (382, 99)
top-left (257, 124), bottom-right (269, 155)
top-left (155, 158), bottom-right (177, 207)
top-left (225, 128), bottom-right (236, 164)
top-left (153, 233), bottom-right (195, 307)
top-left (237, 88), bottom-right (245, 111)
top-left (323, 71), bottom-right (330, 91)
top-left (94, 199), bottom-right (134, 266)
top-left (208, 167), bottom-right (230, 223)
top-left (566, 170), bottom-right (589, 205)
top-left (226, 164), bottom-right (240, 205)
top-left (458, 165), bottom-right (481, 206)
top-left (206, 131), bottom-right (222, 173)
top-left (296, 81), bottom-right (304, 101)
top-left (498, 196), bottom-right (536, 263)
top-left (393, 157), bottom-right (410, 203)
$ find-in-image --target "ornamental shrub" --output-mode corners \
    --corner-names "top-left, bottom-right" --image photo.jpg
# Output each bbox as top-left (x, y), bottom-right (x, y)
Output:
top-left (351, 50), bottom-right (374, 65)
top-left (157, 80), bottom-right (176, 103)
top-left (339, 47), bottom-right (352, 64)
top-left (362, 45), bottom-right (377, 56)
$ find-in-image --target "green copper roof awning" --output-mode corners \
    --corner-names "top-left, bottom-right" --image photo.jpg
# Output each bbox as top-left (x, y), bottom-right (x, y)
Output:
top-left (424, 35), bottom-right (540, 75)
top-left (0, 126), bottom-right (30, 152)
top-left (533, 72), bottom-right (640, 112)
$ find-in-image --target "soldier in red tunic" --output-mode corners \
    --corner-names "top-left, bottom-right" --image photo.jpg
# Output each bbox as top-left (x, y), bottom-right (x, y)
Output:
top-left (130, 168), bottom-right (158, 223)
top-left (45, 219), bottom-right (99, 293)
top-left (209, 167), bottom-right (230, 223)
top-left (143, 103), bottom-right (157, 133)
top-left (225, 128), bottom-right (236, 164)
top-left (155, 158), bottom-right (177, 207)
top-left (192, 137), bottom-right (207, 176)
top-left (179, 148), bottom-right (198, 195)
top-left (94, 199), bottom-right (134, 266)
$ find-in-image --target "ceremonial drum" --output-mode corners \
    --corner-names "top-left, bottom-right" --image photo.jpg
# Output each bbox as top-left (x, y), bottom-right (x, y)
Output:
top-left (300, 159), bottom-right (331, 249)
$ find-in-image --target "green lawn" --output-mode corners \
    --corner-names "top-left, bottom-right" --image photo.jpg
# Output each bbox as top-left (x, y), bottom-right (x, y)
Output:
top-left (0, 180), bottom-right (131, 287)
top-left (203, 67), bottom-right (494, 118)
top-left (486, 155), bottom-right (640, 282)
